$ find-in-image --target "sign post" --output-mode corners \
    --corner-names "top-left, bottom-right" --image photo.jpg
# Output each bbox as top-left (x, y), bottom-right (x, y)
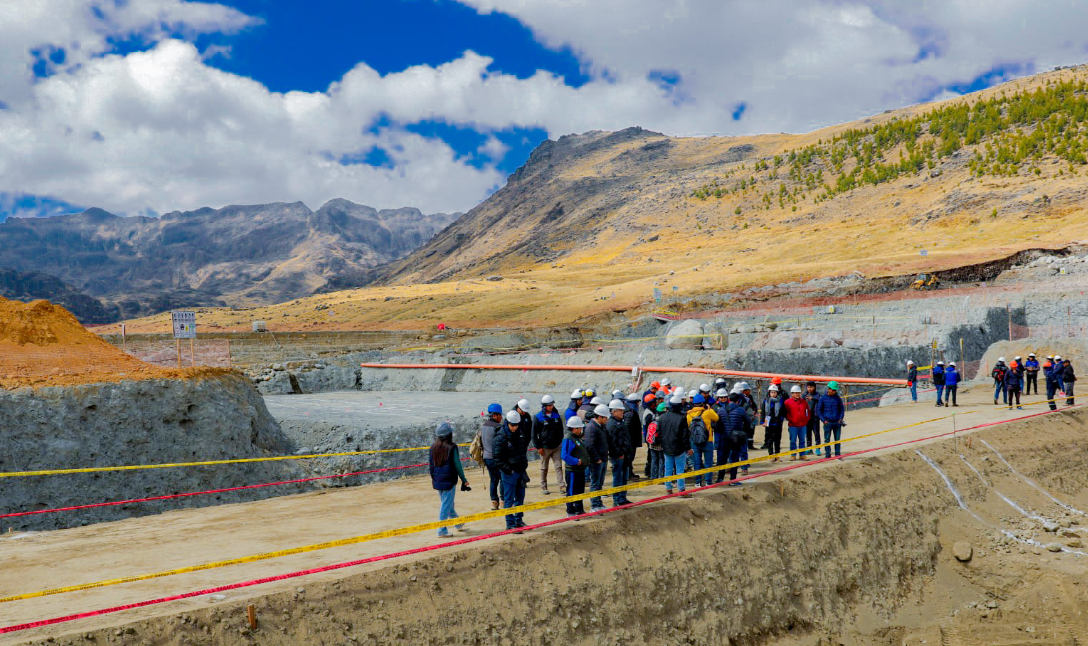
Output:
top-left (171, 311), bottom-right (197, 368)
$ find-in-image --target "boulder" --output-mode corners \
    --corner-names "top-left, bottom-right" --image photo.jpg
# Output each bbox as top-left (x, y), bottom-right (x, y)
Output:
top-left (800, 334), bottom-right (836, 349)
top-left (763, 332), bottom-right (801, 350)
top-left (702, 321), bottom-right (729, 350)
top-left (294, 366), bottom-right (359, 393)
top-left (666, 319), bottom-right (705, 349)
top-left (952, 541), bottom-right (973, 562)
top-left (1046, 542), bottom-right (1063, 552)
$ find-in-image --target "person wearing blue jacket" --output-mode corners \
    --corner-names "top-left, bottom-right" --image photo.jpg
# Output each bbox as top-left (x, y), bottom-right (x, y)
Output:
top-left (815, 382), bottom-right (846, 459)
top-left (932, 362), bottom-right (946, 408)
top-left (1024, 353), bottom-right (1040, 395)
top-left (1004, 365), bottom-right (1023, 410)
top-left (565, 390), bottom-right (584, 422)
top-left (1053, 356), bottom-right (1067, 395)
top-left (1045, 356), bottom-right (1060, 410)
top-left (944, 363), bottom-right (960, 406)
top-left (560, 416), bottom-right (595, 518)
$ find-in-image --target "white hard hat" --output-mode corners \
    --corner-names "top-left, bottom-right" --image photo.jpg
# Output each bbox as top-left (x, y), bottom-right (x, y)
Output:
top-left (699, 383), bottom-right (711, 393)
top-left (612, 390), bottom-right (624, 399)
top-left (661, 378), bottom-right (671, 386)
top-left (716, 388), bottom-right (728, 397)
top-left (590, 396), bottom-right (604, 406)
top-left (791, 385), bottom-right (802, 394)
top-left (937, 360), bottom-right (944, 365)
top-left (541, 395), bottom-right (555, 405)
top-left (669, 395), bottom-right (683, 405)
top-left (566, 416), bottom-right (584, 428)
top-left (907, 360), bottom-right (914, 365)
top-left (949, 362), bottom-right (956, 367)
top-left (738, 381), bottom-right (751, 391)
top-left (998, 356), bottom-right (1006, 362)
top-left (730, 385), bottom-right (743, 395)
top-left (571, 389), bottom-right (584, 399)
top-left (1055, 355), bottom-right (1063, 360)
top-left (1029, 352), bottom-right (1036, 357)
top-left (517, 398), bottom-right (530, 410)
top-left (608, 399), bottom-right (625, 411)
top-left (1014, 356), bottom-right (1022, 361)
top-left (626, 393), bottom-right (640, 402)
top-left (768, 384), bottom-right (779, 392)
top-left (593, 404), bottom-right (610, 418)
top-left (506, 410), bottom-right (521, 424)
top-left (674, 388), bottom-right (686, 398)
top-left (715, 377), bottom-right (727, 385)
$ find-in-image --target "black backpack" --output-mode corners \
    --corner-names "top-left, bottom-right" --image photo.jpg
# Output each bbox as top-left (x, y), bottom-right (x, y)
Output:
top-left (690, 415), bottom-right (709, 446)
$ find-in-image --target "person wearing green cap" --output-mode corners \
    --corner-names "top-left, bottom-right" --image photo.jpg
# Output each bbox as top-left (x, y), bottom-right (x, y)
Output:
top-left (643, 401), bottom-right (667, 479)
top-left (815, 382), bottom-right (846, 459)
top-left (429, 422), bottom-right (469, 537)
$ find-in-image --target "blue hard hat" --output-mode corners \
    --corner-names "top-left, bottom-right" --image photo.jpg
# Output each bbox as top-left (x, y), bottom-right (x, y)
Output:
top-left (487, 403), bottom-right (502, 415)
top-left (693, 394), bottom-right (706, 405)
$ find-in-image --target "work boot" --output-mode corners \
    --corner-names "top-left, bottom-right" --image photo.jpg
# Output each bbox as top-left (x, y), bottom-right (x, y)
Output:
top-left (491, 500), bottom-right (500, 510)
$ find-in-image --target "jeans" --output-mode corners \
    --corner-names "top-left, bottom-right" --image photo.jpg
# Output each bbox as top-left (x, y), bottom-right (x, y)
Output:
top-left (587, 461), bottom-right (606, 510)
top-left (539, 447), bottom-right (564, 490)
top-left (436, 488), bottom-right (460, 537)
top-left (565, 469), bottom-right (586, 516)
top-left (611, 457), bottom-right (629, 506)
top-left (805, 419), bottom-right (821, 455)
top-left (788, 426), bottom-right (807, 453)
top-left (664, 453), bottom-right (687, 492)
top-left (691, 442), bottom-right (714, 486)
top-left (1047, 381), bottom-right (1059, 410)
top-left (822, 422), bottom-right (843, 457)
top-left (648, 449), bottom-right (665, 479)
top-left (500, 471), bottom-right (526, 528)
top-left (994, 381), bottom-right (1006, 403)
top-left (945, 385), bottom-right (958, 406)
top-left (484, 459), bottom-right (503, 502)
top-left (935, 384), bottom-right (945, 405)
top-left (910, 382), bottom-right (917, 401)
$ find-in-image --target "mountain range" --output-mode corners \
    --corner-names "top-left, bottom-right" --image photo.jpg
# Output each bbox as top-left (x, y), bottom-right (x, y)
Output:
top-left (0, 199), bottom-right (458, 321)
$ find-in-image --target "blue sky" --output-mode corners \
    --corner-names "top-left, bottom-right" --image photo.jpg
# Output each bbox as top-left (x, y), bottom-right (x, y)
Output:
top-left (2, 0), bottom-right (1087, 220)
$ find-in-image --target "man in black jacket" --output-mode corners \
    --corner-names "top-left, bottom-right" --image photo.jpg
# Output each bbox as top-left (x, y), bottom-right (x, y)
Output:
top-left (622, 393), bottom-right (643, 481)
top-left (605, 400), bottom-right (633, 506)
top-left (583, 404), bottom-right (611, 511)
top-left (656, 396), bottom-right (693, 496)
top-left (1063, 359), bottom-right (1077, 405)
top-left (494, 410), bottom-right (532, 531)
top-left (532, 395), bottom-right (565, 495)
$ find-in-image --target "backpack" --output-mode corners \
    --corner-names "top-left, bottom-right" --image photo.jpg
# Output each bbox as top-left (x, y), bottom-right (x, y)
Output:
top-left (991, 366), bottom-right (1007, 382)
top-left (645, 420), bottom-right (659, 446)
top-left (690, 415), bottom-right (709, 446)
top-left (468, 431), bottom-right (485, 467)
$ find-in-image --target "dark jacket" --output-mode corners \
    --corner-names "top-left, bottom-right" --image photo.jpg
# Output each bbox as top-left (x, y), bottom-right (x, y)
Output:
top-left (493, 424), bottom-right (531, 474)
top-left (945, 368), bottom-right (960, 386)
top-left (815, 393), bottom-right (845, 423)
top-left (583, 418), bottom-right (608, 464)
top-left (907, 365), bottom-right (917, 383)
top-left (577, 403), bottom-right (595, 421)
top-left (560, 431), bottom-right (592, 472)
top-left (532, 410), bottom-right (564, 450)
top-left (1004, 369), bottom-right (1022, 390)
top-left (718, 402), bottom-right (750, 444)
top-left (429, 444), bottom-right (463, 490)
top-left (932, 366), bottom-right (945, 386)
top-left (760, 396), bottom-right (785, 425)
top-left (480, 419), bottom-right (502, 460)
top-left (1053, 362), bottom-right (1066, 383)
top-left (605, 416), bottom-right (631, 459)
top-left (1063, 363), bottom-right (1077, 383)
top-left (656, 410), bottom-right (690, 457)
top-left (623, 406), bottom-right (643, 449)
top-left (992, 363), bottom-right (1008, 384)
top-left (804, 390), bottom-right (820, 417)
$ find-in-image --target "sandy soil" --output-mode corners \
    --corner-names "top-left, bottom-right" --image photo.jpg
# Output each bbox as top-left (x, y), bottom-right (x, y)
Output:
top-left (3, 386), bottom-right (1084, 644)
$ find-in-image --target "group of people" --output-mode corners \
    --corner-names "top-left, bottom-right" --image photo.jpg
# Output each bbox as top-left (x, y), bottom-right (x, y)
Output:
top-left (991, 354), bottom-right (1076, 411)
top-left (430, 378), bottom-right (850, 533)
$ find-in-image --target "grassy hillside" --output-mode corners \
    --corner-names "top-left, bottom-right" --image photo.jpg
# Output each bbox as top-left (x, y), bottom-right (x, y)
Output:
top-left (102, 66), bottom-right (1088, 334)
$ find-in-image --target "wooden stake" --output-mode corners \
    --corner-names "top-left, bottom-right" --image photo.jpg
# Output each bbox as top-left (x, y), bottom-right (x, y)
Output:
top-left (967, 436), bottom-right (972, 449)
top-left (246, 604), bottom-right (257, 629)
top-left (778, 481), bottom-right (785, 497)
top-left (227, 338), bottom-right (233, 368)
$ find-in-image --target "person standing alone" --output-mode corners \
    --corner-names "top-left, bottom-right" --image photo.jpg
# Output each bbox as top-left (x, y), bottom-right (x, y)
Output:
top-left (1062, 358), bottom-right (1076, 405)
top-left (906, 360), bottom-right (918, 403)
top-left (429, 422), bottom-right (469, 538)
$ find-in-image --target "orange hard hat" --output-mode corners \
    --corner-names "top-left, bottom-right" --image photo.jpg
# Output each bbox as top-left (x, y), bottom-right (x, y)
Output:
top-left (771, 377), bottom-right (782, 385)
top-left (651, 380), bottom-right (661, 389)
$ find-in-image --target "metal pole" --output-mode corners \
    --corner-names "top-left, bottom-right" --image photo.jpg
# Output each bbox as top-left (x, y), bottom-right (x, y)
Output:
top-left (1007, 303), bottom-right (1012, 341)
top-left (190, 338), bottom-right (195, 367)
top-left (227, 339), bottom-right (233, 368)
top-left (176, 338), bottom-right (181, 369)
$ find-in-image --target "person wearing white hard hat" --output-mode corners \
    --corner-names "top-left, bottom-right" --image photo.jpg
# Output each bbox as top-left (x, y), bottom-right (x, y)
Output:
top-left (1024, 353), bottom-right (1040, 395)
top-left (583, 404), bottom-right (611, 511)
top-left (566, 390), bottom-right (584, 423)
top-left (560, 416), bottom-right (593, 518)
top-left (494, 410), bottom-right (532, 531)
top-left (736, 381), bottom-right (759, 460)
top-left (944, 363), bottom-right (959, 406)
top-left (784, 385), bottom-right (811, 460)
top-left (906, 360), bottom-right (918, 403)
top-left (532, 395), bottom-right (565, 495)
top-left (605, 400), bottom-right (633, 506)
top-left (992, 357), bottom-right (1009, 405)
top-left (660, 377), bottom-right (672, 394)
top-left (1053, 355), bottom-right (1068, 397)
top-left (515, 399), bottom-right (532, 427)
top-left (657, 395), bottom-right (693, 496)
top-left (932, 361), bottom-right (946, 408)
top-left (761, 385), bottom-right (786, 460)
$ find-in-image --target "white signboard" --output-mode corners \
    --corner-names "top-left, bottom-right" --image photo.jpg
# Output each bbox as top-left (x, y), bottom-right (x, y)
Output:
top-left (171, 311), bottom-right (197, 339)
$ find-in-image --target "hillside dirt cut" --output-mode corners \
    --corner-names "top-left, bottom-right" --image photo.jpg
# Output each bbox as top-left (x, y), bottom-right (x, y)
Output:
top-left (0, 297), bottom-right (227, 389)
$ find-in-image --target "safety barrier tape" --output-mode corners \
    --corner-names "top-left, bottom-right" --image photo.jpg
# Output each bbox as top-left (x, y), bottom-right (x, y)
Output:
top-left (4, 401), bottom-right (1083, 635)
top-left (0, 443), bottom-right (469, 480)
top-left (0, 408), bottom-right (981, 605)
top-left (0, 458), bottom-right (469, 520)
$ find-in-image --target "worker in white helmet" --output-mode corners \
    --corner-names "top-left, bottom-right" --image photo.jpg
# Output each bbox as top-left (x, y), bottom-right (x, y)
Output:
top-left (532, 395), bottom-right (565, 495)
top-left (494, 410), bottom-right (532, 531)
top-left (906, 360), bottom-right (918, 403)
top-left (583, 404), bottom-right (611, 511)
top-left (992, 357), bottom-right (1009, 405)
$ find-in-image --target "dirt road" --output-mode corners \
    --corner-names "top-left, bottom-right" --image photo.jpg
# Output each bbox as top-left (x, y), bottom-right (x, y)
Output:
top-left (0, 385), bottom-right (1078, 644)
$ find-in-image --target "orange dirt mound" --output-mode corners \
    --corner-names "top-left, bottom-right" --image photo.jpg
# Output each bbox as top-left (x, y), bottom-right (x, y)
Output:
top-left (0, 297), bottom-right (231, 389)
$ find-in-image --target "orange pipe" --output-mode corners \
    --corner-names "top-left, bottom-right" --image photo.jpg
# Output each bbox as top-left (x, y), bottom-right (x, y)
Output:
top-left (359, 363), bottom-right (908, 386)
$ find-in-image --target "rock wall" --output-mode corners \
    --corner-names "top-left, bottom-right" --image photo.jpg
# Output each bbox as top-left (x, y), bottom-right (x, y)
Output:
top-left (0, 374), bottom-right (310, 531)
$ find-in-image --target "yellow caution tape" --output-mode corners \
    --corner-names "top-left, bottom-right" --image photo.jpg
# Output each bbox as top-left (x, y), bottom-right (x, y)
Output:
top-left (0, 444), bottom-right (470, 479)
top-left (0, 409), bottom-right (984, 604)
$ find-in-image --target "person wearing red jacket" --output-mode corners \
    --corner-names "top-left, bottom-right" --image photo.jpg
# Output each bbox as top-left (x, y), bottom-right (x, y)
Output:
top-left (783, 385), bottom-right (811, 461)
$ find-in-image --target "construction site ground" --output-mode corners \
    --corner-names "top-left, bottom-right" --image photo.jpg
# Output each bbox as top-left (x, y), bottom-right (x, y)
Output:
top-left (2, 384), bottom-right (1077, 645)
